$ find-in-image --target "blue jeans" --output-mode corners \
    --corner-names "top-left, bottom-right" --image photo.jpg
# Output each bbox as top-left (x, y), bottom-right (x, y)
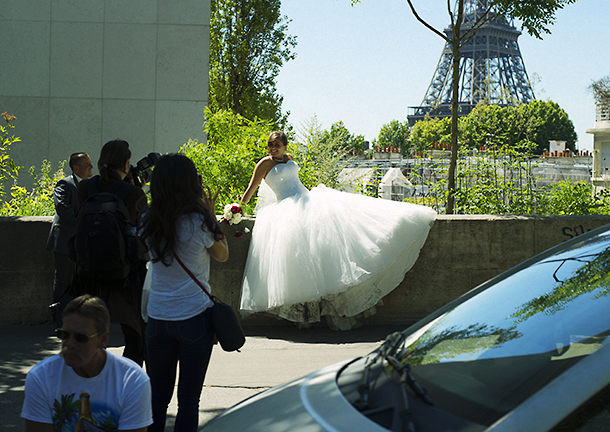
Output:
top-left (146, 309), bottom-right (214, 432)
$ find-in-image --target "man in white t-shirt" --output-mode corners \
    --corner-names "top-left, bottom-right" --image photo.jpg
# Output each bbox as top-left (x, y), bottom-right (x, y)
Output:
top-left (22, 295), bottom-right (152, 432)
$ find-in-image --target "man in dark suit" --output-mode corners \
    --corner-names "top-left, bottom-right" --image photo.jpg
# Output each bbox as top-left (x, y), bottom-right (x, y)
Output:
top-left (46, 152), bottom-right (93, 325)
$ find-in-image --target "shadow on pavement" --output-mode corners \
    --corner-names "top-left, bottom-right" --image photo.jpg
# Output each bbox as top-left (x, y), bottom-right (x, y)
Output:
top-left (242, 324), bottom-right (410, 344)
top-left (0, 324), bottom-right (59, 430)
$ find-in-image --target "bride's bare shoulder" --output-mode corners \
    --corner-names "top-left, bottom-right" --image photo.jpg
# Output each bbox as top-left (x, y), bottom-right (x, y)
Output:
top-left (257, 156), bottom-right (274, 166)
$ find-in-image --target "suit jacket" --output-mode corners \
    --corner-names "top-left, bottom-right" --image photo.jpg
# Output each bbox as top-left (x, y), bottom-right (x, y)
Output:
top-left (46, 174), bottom-right (80, 255)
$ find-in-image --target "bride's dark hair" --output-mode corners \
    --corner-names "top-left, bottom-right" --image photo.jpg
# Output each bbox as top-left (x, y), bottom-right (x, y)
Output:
top-left (268, 131), bottom-right (288, 146)
top-left (140, 153), bottom-right (224, 266)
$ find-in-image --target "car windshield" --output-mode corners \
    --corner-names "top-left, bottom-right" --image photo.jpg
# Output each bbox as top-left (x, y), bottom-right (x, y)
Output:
top-left (396, 229), bottom-right (610, 426)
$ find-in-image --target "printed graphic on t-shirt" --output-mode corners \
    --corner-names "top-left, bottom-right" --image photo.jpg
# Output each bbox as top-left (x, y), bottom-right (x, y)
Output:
top-left (52, 392), bottom-right (119, 432)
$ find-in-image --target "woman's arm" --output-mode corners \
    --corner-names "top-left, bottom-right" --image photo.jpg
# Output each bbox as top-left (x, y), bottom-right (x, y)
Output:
top-left (241, 158), bottom-right (272, 204)
top-left (208, 237), bottom-right (229, 262)
top-left (200, 186), bottom-right (229, 262)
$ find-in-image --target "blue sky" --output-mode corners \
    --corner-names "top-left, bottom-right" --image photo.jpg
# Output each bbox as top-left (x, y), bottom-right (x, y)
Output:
top-left (277, 0), bottom-right (609, 151)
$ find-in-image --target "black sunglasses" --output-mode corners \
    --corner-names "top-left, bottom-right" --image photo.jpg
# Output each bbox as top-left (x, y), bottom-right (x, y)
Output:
top-left (55, 328), bottom-right (101, 344)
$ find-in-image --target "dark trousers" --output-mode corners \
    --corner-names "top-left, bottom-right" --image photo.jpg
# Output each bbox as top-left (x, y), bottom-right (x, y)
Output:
top-left (49, 252), bottom-right (76, 327)
top-left (146, 309), bottom-right (214, 432)
top-left (121, 322), bottom-right (147, 367)
top-left (75, 275), bottom-right (147, 367)
top-left (52, 252), bottom-right (75, 303)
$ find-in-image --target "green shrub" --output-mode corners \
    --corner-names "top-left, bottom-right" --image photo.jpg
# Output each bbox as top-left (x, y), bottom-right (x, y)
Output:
top-left (0, 112), bottom-right (21, 197)
top-left (536, 180), bottom-right (610, 215)
top-left (0, 160), bottom-right (66, 216)
top-left (181, 108), bottom-right (272, 213)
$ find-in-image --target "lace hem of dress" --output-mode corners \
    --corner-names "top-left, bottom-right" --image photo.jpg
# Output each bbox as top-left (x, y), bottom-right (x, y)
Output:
top-left (239, 226), bottom-right (432, 330)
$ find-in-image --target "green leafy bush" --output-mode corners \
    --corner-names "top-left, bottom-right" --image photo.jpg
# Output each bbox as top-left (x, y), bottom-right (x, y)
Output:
top-left (406, 143), bottom-right (610, 215)
top-left (536, 180), bottom-right (610, 215)
top-left (0, 112), bottom-right (21, 197)
top-left (181, 108), bottom-right (272, 213)
top-left (0, 160), bottom-right (66, 216)
top-left (453, 142), bottom-right (539, 214)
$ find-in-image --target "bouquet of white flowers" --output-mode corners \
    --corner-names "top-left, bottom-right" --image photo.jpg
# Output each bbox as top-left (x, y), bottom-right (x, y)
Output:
top-left (223, 203), bottom-right (243, 225)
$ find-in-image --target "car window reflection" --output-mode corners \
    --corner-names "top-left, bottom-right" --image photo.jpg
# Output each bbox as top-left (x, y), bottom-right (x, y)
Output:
top-left (388, 231), bottom-right (610, 426)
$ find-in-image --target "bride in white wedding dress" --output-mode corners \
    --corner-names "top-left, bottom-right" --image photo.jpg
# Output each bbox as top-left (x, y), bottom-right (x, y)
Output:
top-left (239, 131), bottom-right (436, 330)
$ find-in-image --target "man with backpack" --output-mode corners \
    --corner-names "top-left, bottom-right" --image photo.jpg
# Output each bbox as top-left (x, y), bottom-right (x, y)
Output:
top-left (75, 140), bottom-right (148, 366)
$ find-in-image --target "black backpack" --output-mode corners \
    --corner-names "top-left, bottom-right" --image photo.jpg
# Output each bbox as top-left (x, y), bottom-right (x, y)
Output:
top-left (74, 178), bottom-right (137, 281)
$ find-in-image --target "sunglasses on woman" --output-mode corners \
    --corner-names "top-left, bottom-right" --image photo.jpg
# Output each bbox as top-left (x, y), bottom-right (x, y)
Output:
top-left (55, 328), bottom-right (101, 344)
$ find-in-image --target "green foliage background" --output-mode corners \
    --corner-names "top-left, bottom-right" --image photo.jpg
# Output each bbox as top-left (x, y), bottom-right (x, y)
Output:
top-left (182, 108), bottom-right (272, 214)
top-left (208, 0), bottom-right (296, 128)
top-left (410, 101), bottom-right (577, 155)
top-left (0, 161), bottom-right (66, 217)
top-left (0, 113), bottom-right (21, 198)
top-left (2, 106), bottom-right (608, 218)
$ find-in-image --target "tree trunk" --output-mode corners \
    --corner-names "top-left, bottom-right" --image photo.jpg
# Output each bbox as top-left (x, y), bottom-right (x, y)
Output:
top-left (446, 2), bottom-right (464, 215)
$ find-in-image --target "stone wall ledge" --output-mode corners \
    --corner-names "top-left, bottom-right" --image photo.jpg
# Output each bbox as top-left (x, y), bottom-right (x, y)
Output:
top-left (2, 215), bottom-right (610, 326)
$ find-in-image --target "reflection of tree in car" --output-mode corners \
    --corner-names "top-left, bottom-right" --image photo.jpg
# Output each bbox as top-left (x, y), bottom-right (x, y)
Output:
top-left (403, 323), bottom-right (522, 366)
top-left (511, 245), bottom-right (610, 323)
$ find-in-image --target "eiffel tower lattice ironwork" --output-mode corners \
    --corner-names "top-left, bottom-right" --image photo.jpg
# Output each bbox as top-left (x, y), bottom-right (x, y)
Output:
top-left (407, 0), bottom-right (535, 126)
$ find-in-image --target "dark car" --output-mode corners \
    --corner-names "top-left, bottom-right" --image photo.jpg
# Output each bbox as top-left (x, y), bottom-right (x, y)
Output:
top-left (203, 224), bottom-right (610, 431)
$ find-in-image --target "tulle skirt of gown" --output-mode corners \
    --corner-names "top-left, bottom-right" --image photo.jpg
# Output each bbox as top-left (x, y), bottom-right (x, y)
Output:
top-left (240, 185), bottom-right (436, 330)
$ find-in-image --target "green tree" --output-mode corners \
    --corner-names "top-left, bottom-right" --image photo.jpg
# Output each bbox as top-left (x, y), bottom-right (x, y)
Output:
top-left (410, 116), bottom-right (451, 152)
top-left (378, 120), bottom-right (410, 156)
top-left (352, 0), bottom-right (576, 214)
top-left (320, 121), bottom-right (351, 154)
top-left (461, 103), bottom-right (514, 148)
top-left (462, 101), bottom-right (577, 154)
top-left (315, 121), bottom-right (367, 155)
top-left (293, 117), bottom-right (349, 190)
top-left (350, 134), bottom-right (367, 154)
top-left (0, 112), bottom-right (21, 197)
top-left (209, 0), bottom-right (297, 127)
top-left (516, 100), bottom-right (576, 154)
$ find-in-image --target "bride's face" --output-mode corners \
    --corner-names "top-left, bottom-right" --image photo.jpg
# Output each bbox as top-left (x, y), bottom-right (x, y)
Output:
top-left (268, 140), bottom-right (287, 159)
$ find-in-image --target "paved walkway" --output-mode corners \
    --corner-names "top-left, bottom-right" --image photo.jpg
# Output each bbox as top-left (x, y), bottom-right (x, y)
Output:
top-left (1, 323), bottom-right (404, 431)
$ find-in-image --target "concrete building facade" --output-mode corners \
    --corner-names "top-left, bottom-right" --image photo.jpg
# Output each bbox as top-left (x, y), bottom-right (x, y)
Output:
top-left (0, 0), bottom-right (211, 183)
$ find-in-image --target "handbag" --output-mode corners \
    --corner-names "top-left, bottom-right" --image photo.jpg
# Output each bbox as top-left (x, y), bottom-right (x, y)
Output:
top-left (173, 252), bottom-right (245, 352)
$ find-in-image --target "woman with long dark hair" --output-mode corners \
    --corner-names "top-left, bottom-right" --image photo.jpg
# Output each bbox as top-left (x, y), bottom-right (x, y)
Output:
top-left (76, 139), bottom-right (148, 365)
top-left (139, 153), bottom-right (228, 432)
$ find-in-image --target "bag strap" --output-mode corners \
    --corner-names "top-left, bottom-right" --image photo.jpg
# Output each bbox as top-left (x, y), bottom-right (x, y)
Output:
top-left (173, 252), bottom-right (212, 298)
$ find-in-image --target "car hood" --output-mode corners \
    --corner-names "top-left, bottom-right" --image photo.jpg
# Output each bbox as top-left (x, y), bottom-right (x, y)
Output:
top-left (202, 357), bottom-right (389, 432)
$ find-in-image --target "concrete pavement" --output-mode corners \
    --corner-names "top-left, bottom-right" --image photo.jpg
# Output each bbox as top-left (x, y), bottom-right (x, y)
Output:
top-left (0, 322), bottom-right (405, 431)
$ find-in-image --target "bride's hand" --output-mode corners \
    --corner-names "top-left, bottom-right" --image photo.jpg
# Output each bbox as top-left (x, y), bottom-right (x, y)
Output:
top-left (202, 186), bottom-right (220, 214)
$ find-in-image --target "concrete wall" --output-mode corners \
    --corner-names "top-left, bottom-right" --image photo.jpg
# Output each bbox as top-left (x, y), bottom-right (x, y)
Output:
top-left (0, 1), bottom-right (211, 187)
top-left (3, 215), bottom-right (610, 326)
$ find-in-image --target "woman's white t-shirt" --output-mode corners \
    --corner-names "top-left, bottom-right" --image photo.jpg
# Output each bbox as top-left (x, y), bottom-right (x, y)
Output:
top-left (145, 212), bottom-right (216, 321)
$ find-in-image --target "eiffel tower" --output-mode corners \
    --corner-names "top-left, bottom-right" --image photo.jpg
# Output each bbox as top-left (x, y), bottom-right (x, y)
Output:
top-left (407, 0), bottom-right (535, 126)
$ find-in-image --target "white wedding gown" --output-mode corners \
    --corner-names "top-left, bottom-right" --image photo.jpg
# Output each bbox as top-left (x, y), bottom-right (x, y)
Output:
top-left (240, 160), bottom-right (436, 330)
